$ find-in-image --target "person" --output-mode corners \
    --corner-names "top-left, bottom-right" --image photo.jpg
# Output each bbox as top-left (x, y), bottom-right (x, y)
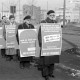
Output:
top-left (4, 15), bottom-right (19, 61)
top-left (2, 16), bottom-right (8, 24)
top-left (1, 16), bottom-right (8, 58)
top-left (0, 19), bottom-right (5, 58)
top-left (16, 15), bottom-right (34, 69)
top-left (38, 10), bottom-right (59, 80)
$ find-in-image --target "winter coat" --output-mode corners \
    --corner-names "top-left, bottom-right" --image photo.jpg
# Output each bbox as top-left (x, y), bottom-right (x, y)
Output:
top-left (16, 22), bottom-right (34, 61)
top-left (38, 17), bottom-right (59, 65)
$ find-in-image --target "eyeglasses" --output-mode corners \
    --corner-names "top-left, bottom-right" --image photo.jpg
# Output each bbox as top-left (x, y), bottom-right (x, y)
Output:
top-left (49, 15), bottom-right (55, 17)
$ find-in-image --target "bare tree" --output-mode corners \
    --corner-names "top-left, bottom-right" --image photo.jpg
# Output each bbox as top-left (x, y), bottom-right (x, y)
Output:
top-left (27, 0), bottom-right (37, 6)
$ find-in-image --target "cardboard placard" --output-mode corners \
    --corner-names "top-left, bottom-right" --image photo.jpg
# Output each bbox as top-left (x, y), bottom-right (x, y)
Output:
top-left (18, 29), bottom-right (37, 57)
top-left (5, 25), bottom-right (18, 49)
top-left (0, 27), bottom-right (6, 49)
top-left (41, 23), bottom-right (62, 56)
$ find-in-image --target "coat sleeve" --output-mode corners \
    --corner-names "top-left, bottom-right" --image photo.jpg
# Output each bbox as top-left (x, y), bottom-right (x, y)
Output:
top-left (38, 26), bottom-right (42, 47)
top-left (16, 25), bottom-right (21, 45)
top-left (16, 24), bottom-right (23, 45)
top-left (3, 25), bottom-right (6, 40)
top-left (38, 20), bottom-right (46, 47)
top-left (16, 30), bottom-right (19, 45)
top-left (32, 24), bottom-right (34, 29)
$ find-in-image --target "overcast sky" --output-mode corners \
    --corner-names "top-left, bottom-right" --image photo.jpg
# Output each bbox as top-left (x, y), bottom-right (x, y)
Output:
top-left (0, 0), bottom-right (64, 11)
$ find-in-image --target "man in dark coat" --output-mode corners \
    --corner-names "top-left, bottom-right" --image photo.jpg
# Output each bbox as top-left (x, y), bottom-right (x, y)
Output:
top-left (17, 15), bottom-right (34, 69)
top-left (38, 10), bottom-right (59, 80)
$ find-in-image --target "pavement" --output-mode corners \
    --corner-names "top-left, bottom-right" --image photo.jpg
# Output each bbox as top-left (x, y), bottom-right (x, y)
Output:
top-left (0, 54), bottom-right (80, 80)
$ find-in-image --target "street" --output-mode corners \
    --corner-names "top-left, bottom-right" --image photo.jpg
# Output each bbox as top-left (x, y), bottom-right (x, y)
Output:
top-left (0, 53), bottom-right (80, 80)
top-left (0, 25), bottom-right (80, 80)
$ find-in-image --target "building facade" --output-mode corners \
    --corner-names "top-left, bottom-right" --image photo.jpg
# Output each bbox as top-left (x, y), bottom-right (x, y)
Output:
top-left (67, 0), bottom-right (80, 22)
top-left (41, 10), bottom-right (47, 20)
top-left (55, 0), bottom-right (80, 23)
top-left (23, 5), bottom-right (41, 24)
top-left (55, 8), bottom-right (71, 22)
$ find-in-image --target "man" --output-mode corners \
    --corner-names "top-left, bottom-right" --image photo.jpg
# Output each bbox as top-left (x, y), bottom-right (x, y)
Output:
top-left (0, 19), bottom-right (6, 58)
top-left (38, 10), bottom-right (59, 80)
top-left (17, 15), bottom-right (34, 69)
top-left (2, 16), bottom-right (8, 25)
top-left (1, 16), bottom-right (8, 58)
top-left (4, 15), bottom-right (18, 61)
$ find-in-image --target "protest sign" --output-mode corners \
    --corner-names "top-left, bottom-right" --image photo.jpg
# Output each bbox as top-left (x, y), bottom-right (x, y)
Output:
top-left (0, 27), bottom-right (6, 49)
top-left (18, 29), bottom-right (37, 57)
top-left (5, 25), bottom-right (18, 49)
top-left (41, 23), bottom-right (62, 56)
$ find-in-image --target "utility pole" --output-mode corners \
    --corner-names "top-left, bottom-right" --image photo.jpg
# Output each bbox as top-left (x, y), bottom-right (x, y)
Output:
top-left (79, 7), bottom-right (80, 23)
top-left (63, 0), bottom-right (66, 28)
top-left (32, 0), bottom-right (34, 17)
top-left (2, 2), bottom-right (3, 17)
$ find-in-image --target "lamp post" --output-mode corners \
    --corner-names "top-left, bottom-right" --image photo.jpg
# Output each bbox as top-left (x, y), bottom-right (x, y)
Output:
top-left (78, 6), bottom-right (80, 23)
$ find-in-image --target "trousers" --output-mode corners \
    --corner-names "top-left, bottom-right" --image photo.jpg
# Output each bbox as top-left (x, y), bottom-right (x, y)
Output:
top-left (41, 64), bottom-right (54, 77)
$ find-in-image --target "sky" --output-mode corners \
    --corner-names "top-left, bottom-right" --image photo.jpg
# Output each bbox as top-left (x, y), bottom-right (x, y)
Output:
top-left (0, 0), bottom-right (64, 11)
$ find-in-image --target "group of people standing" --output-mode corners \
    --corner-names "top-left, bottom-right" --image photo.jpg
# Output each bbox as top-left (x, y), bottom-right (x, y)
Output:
top-left (0, 10), bottom-right (60, 80)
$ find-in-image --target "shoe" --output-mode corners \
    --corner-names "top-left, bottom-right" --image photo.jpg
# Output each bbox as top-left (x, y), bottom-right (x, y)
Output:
top-left (38, 67), bottom-right (42, 71)
top-left (45, 76), bottom-right (49, 80)
top-left (2, 55), bottom-right (6, 58)
top-left (20, 63), bottom-right (25, 69)
top-left (49, 74), bottom-right (55, 78)
top-left (13, 56), bottom-right (18, 61)
top-left (25, 63), bottom-right (31, 68)
top-left (6, 57), bottom-right (11, 61)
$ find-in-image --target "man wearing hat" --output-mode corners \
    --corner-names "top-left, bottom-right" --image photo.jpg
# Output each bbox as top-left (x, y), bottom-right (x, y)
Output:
top-left (38, 10), bottom-right (59, 80)
top-left (17, 15), bottom-right (34, 69)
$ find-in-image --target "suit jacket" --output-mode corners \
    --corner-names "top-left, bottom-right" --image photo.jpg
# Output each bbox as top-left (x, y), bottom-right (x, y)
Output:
top-left (38, 17), bottom-right (59, 65)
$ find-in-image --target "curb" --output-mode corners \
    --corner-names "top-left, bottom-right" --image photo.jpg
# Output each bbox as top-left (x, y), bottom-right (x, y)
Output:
top-left (55, 63), bottom-right (80, 78)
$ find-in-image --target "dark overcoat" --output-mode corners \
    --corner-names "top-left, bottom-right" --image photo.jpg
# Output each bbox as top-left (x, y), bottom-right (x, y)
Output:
top-left (16, 22), bottom-right (34, 61)
top-left (38, 17), bottom-right (59, 65)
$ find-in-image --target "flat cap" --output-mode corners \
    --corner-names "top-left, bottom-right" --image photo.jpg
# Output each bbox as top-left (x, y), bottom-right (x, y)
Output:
top-left (24, 15), bottom-right (31, 20)
top-left (9, 15), bottom-right (15, 20)
top-left (47, 10), bottom-right (55, 15)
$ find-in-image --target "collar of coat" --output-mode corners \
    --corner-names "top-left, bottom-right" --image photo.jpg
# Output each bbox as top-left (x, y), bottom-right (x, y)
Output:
top-left (45, 17), bottom-right (57, 23)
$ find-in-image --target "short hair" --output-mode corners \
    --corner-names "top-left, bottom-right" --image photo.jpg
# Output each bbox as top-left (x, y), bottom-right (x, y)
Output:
top-left (24, 15), bottom-right (31, 20)
top-left (2, 16), bottom-right (6, 19)
top-left (47, 10), bottom-right (55, 15)
top-left (9, 15), bottom-right (15, 20)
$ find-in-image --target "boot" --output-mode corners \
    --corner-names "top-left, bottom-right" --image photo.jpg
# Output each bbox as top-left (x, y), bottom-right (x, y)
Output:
top-left (44, 76), bottom-right (49, 80)
top-left (20, 62), bottom-right (25, 69)
top-left (49, 74), bottom-right (55, 78)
